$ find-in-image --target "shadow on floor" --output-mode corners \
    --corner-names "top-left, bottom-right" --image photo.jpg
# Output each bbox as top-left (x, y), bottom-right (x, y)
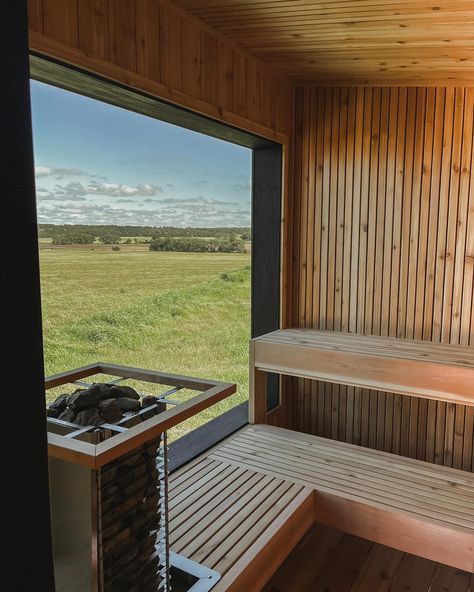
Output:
top-left (264, 523), bottom-right (473, 592)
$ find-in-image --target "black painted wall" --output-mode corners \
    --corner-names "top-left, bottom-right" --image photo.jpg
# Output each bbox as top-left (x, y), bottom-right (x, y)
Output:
top-left (252, 145), bottom-right (282, 339)
top-left (252, 145), bottom-right (282, 409)
top-left (1, 3), bottom-right (55, 590)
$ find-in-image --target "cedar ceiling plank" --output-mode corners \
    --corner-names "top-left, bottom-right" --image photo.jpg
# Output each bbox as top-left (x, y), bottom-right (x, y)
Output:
top-left (172, 0), bottom-right (474, 85)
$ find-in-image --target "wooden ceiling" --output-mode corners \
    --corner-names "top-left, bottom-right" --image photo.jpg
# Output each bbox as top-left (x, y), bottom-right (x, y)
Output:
top-left (173, 0), bottom-right (474, 86)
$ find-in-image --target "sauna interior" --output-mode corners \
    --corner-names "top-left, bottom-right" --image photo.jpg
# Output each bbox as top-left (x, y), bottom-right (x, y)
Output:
top-left (5, 1), bottom-right (474, 591)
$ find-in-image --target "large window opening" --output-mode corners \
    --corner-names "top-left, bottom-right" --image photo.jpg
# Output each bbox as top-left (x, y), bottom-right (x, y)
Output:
top-left (30, 57), bottom-right (281, 451)
top-left (31, 84), bottom-right (252, 442)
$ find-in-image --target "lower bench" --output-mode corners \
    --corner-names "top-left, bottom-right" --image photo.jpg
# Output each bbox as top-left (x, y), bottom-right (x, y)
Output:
top-left (170, 424), bottom-right (474, 591)
top-left (169, 447), bottom-right (314, 591)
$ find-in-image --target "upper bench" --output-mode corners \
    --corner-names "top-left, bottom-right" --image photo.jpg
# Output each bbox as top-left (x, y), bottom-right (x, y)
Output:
top-left (250, 329), bottom-right (474, 423)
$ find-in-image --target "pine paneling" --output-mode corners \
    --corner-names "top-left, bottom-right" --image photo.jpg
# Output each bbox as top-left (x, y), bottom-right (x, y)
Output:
top-left (78, 0), bottom-right (110, 60)
top-left (109, 0), bottom-right (137, 72)
top-left (292, 86), bottom-right (474, 471)
top-left (159, 3), bottom-right (182, 91)
top-left (136, 0), bottom-right (161, 80)
top-left (172, 0), bottom-right (474, 87)
top-left (28, 0), bottom-right (44, 33)
top-left (28, 0), bottom-right (293, 140)
top-left (42, 0), bottom-right (79, 47)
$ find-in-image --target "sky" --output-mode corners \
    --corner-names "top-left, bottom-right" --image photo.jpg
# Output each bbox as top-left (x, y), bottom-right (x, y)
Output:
top-left (30, 80), bottom-right (252, 228)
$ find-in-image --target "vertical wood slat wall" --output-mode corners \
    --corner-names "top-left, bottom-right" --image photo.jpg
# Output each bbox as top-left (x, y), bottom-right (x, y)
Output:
top-left (28, 0), bottom-right (293, 139)
top-left (292, 86), bottom-right (474, 472)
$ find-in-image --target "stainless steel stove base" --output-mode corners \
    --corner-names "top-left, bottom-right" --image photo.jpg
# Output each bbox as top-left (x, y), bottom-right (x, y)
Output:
top-left (170, 552), bottom-right (221, 592)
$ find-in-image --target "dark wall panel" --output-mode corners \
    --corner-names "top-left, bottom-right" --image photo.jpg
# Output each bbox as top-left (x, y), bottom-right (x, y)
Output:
top-left (1, 3), bottom-right (55, 589)
top-left (253, 145), bottom-right (282, 409)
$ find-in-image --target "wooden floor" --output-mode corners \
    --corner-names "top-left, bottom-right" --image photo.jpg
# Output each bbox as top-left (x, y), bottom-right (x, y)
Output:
top-left (265, 524), bottom-right (474, 592)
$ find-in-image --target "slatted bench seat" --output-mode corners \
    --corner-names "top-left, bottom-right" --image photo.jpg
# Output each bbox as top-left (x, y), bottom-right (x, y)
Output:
top-left (169, 443), bottom-right (314, 592)
top-left (250, 329), bottom-right (474, 424)
top-left (170, 424), bottom-right (474, 591)
top-left (211, 424), bottom-right (474, 573)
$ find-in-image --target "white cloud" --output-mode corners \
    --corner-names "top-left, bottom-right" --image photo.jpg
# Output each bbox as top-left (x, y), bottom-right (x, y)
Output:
top-left (86, 181), bottom-right (162, 197)
top-left (36, 179), bottom-right (163, 202)
top-left (35, 166), bottom-right (87, 178)
top-left (34, 166), bottom-right (249, 227)
top-left (159, 196), bottom-right (239, 206)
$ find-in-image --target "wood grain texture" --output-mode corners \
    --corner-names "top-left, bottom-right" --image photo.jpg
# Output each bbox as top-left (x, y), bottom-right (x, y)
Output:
top-left (171, 426), bottom-right (474, 589)
top-left (251, 329), bottom-right (474, 408)
top-left (136, 0), bottom-right (161, 80)
top-left (169, 454), bottom-right (312, 591)
top-left (108, 0), bottom-right (137, 71)
top-left (265, 524), bottom-right (474, 592)
top-left (211, 424), bottom-right (474, 572)
top-left (172, 0), bottom-right (474, 86)
top-left (28, 0), bottom-right (44, 32)
top-left (291, 86), bottom-right (474, 471)
top-left (78, 0), bottom-right (110, 60)
top-left (29, 0), bottom-right (293, 138)
top-left (42, 0), bottom-right (78, 46)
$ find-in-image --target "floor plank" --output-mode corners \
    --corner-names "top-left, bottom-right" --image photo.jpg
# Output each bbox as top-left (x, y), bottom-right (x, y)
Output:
top-left (350, 544), bottom-right (404, 592)
top-left (262, 524), bottom-right (344, 592)
top-left (429, 563), bottom-right (472, 592)
top-left (309, 534), bottom-right (374, 591)
top-left (265, 525), bottom-right (474, 592)
top-left (389, 554), bottom-right (437, 592)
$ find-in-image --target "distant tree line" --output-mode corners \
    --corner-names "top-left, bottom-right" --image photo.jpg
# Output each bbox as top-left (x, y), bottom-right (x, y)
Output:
top-left (149, 237), bottom-right (246, 253)
top-left (51, 232), bottom-right (122, 245)
top-left (52, 232), bottom-right (96, 245)
top-left (40, 224), bottom-right (250, 240)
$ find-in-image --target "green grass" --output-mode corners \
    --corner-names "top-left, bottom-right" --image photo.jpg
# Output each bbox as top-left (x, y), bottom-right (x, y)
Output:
top-left (40, 249), bottom-right (251, 440)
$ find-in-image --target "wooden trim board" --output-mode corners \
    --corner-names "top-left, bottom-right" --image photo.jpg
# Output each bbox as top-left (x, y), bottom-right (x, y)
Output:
top-left (314, 492), bottom-right (474, 573)
top-left (29, 31), bottom-right (289, 145)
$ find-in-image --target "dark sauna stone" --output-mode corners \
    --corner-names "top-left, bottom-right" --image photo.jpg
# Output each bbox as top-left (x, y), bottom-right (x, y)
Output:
top-left (46, 407), bottom-right (61, 418)
top-left (50, 393), bottom-right (70, 411)
top-left (95, 383), bottom-right (113, 400)
top-left (109, 385), bottom-right (140, 400)
top-left (141, 395), bottom-right (158, 408)
top-left (112, 397), bottom-right (141, 412)
top-left (57, 408), bottom-right (77, 423)
top-left (99, 399), bottom-right (123, 424)
top-left (67, 385), bottom-right (102, 410)
top-left (76, 407), bottom-right (103, 426)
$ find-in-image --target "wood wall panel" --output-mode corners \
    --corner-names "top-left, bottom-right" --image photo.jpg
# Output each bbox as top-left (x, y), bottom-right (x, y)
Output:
top-left (292, 86), bottom-right (474, 471)
top-left (42, 0), bottom-right (79, 47)
top-left (109, 0), bottom-right (137, 72)
top-left (159, 4), bottom-right (182, 90)
top-left (78, 0), bottom-right (110, 60)
top-left (200, 32), bottom-right (218, 105)
top-left (28, 0), bottom-right (44, 32)
top-left (28, 0), bottom-right (293, 141)
top-left (136, 0), bottom-right (161, 81)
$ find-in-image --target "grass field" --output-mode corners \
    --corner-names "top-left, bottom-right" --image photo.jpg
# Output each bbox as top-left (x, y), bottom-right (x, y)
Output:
top-left (40, 247), bottom-right (251, 440)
